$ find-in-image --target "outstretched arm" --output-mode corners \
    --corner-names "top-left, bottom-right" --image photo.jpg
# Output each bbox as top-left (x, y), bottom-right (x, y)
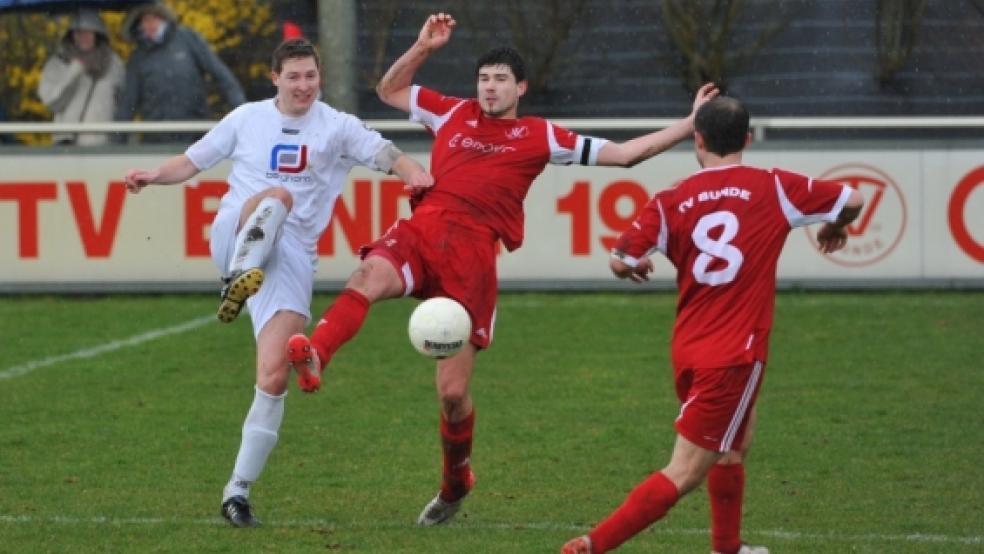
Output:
top-left (375, 12), bottom-right (456, 112)
top-left (123, 154), bottom-right (200, 194)
top-left (391, 154), bottom-right (434, 194)
top-left (816, 188), bottom-right (864, 253)
top-left (596, 83), bottom-right (719, 167)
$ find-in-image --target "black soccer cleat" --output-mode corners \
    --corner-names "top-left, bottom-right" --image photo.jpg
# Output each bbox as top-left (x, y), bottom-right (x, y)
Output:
top-left (221, 495), bottom-right (260, 528)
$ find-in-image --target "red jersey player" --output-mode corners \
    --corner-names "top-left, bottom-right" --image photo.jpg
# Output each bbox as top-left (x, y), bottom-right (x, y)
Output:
top-left (561, 97), bottom-right (864, 554)
top-left (286, 12), bottom-right (717, 525)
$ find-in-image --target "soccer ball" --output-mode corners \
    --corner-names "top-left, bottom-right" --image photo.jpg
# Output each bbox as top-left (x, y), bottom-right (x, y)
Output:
top-left (408, 297), bottom-right (472, 359)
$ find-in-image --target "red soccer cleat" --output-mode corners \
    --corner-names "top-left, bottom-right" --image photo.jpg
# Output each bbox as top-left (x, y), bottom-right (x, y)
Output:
top-left (287, 334), bottom-right (321, 393)
top-left (561, 536), bottom-right (593, 554)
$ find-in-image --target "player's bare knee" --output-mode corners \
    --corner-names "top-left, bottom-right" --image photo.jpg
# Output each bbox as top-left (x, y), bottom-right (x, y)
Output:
top-left (662, 466), bottom-right (706, 495)
top-left (718, 449), bottom-right (746, 465)
top-left (344, 263), bottom-right (375, 296)
top-left (346, 258), bottom-right (403, 301)
top-left (256, 373), bottom-right (288, 396)
top-left (440, 392), bottom-right (468, 416)
top-left (255, 359), bottom-right (290, 394)
top-left (438, 388), bottom-right (468, 414)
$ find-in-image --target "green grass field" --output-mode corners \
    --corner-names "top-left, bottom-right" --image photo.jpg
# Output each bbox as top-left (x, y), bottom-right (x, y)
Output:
top-left (1, 291), bottom-right (982, 553)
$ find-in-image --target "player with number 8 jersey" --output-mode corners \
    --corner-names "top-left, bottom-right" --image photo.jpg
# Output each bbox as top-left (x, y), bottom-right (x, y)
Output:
top-left (616, 163), bottom-right (852, 369)
top-left (562, 96), bottom-right (864, 554)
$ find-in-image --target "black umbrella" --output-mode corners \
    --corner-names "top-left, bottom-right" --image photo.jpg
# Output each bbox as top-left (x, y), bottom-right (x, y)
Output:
top-left (0, 0), bottom-right (152, 13)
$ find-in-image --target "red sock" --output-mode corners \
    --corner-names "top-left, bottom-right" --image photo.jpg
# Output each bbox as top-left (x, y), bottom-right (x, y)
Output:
top-left (588, 471), bottom-right (679, 553)
top-left (309, 288), bottom-right (370, 369)
top-left (439, 410), bottom-right (475, 502)
top-left (708, 463), bottom-right (745, 554)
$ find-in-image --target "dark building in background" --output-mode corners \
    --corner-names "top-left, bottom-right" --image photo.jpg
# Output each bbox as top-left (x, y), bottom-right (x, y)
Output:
top-left (336, 0), bottom-right (983, 120)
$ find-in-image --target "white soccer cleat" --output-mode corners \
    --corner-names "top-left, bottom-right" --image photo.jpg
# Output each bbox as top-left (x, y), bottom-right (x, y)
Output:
top-left (416, 494), bottom-right (463, 526)
top-left (713, 545), bottom-right (769, 554)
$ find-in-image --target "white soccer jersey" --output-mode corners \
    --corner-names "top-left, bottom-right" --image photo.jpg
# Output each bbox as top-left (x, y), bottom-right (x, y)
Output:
top-left (186, 98), bottom-right (392, 258)
top-left (186, 99), bottom-right (392, 335)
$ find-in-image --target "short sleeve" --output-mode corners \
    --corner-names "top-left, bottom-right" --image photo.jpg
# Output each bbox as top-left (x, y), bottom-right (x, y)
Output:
top-left (773, 168), bottom-right (852, 228)
top-left (185, 105), bottom-right (244, 170)
top-left (613, 194), bottom-right (667, 266)
top-left (409, 85), bottom-right (467, 133)
top-left (546, 121), bottom-right (609, 166)
top-left (340, 114), bottom-right (392, 171)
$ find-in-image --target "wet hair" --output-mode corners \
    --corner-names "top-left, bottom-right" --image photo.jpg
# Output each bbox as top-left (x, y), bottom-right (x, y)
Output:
top-left (694, 96), bottom-right (750, 156)
top-left (272, 38), bottom-right (320, 73)
top-left (474, 47), bottom-right (526, 82)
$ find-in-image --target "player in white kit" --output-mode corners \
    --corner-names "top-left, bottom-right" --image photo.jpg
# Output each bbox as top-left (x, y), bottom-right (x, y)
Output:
top-left (123, 38), bottom-right (432, 527)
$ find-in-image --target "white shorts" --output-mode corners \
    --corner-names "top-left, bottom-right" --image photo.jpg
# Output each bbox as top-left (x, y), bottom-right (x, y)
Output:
top-left (211, 209), bottom-right (315, 338)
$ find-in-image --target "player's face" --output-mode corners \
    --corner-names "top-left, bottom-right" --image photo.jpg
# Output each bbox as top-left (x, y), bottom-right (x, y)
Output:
top-left (272, 56), bottom-right (320, 117)
top-left (476, 64), bottom-right (526, 119)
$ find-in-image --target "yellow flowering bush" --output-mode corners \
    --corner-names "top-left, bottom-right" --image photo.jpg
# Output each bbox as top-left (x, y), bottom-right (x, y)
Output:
top-left (0, 0), bottom-right (275, 144)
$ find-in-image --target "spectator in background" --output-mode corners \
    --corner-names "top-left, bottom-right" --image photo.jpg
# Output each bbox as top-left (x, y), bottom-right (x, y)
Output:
top-left (116, 2), bottom-right (245, 143)
top-left (38, 8), bottom-right (125, 146)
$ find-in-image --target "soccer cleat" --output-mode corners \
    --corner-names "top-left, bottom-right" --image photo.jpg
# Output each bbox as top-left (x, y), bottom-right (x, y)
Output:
top-left (217, 268), bottom-right (264, 323)
top-left (561, 535), bottom-right (593, 554)
top-left (417, 494), bottom-right (463, 526)
top-left (220, 495), bottom-right (260, 528)
top-left (713, 545), bottom-right (770, 554)
top-left (287, 334), bottom-right (321, 393)
top-left (416, 469), bottom-right (475, 526)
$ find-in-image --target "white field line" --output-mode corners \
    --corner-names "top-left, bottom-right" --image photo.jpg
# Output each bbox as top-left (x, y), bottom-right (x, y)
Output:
top-left (0, 315), bottom-right (214, 381)
top-left (0, 515), bottom-right (980, 545)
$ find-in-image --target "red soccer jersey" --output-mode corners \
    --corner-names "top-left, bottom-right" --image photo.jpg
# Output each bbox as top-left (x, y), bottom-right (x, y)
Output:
top-left (615, 164), bottom-right (852, 368)
top-left (408, 85), bottom-right (607, 251)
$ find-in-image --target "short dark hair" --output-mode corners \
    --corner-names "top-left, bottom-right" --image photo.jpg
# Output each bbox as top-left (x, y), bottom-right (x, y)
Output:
top-left (272, 38), bottom-right (320, 73)
top-left (474, 47), bottom-right (526, 82)
top-left (694, 96), bottom-right (749, 156)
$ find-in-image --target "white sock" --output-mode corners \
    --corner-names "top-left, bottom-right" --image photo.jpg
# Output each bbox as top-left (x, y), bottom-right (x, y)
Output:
top-left (228, 197), bottom-right (288, 276)
top-left (223, 385), bottom-right (286, 501)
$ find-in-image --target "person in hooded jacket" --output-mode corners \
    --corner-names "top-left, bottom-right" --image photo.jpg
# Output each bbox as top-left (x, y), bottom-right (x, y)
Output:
top-left (115, 2), bottom-right (246, 143)
top-left (38, 8), bottom-right (125, 146)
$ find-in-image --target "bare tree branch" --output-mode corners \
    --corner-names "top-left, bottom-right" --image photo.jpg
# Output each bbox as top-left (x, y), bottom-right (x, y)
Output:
top-left (660, 0), bottom-right (789, 94)
top-left (361, 0), bottom-right (401, 87)
top-left (875, 0), bottom-right (927, 86)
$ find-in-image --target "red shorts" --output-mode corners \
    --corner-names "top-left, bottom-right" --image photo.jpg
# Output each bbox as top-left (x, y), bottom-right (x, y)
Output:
top-left (360, 206), bottom-right (498, 349)
top-left (673, 361), bottom-right (765, 452)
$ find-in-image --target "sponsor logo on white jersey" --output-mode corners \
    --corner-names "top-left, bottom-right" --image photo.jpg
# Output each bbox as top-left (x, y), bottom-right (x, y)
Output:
top-left (266, 144), bottom-right (313, 182)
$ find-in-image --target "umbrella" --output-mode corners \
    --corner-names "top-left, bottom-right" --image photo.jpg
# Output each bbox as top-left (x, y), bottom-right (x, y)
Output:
top-left (0, 0), bottom-right (152, 13)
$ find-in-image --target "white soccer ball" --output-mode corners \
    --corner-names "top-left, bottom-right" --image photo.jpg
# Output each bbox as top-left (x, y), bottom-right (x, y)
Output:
top-left (408, 297), bottom-right (472, 359)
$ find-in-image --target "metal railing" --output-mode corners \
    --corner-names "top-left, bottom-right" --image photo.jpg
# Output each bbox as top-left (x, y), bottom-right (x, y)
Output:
top-left (1, 116), bottom-right (982, 141)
